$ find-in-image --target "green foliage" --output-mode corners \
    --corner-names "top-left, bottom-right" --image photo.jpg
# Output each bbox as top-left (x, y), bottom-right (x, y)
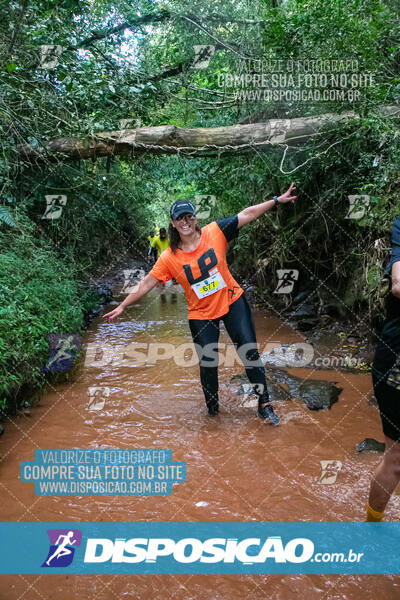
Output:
top-left (0, 213), bottom-right (85, 401)
top-left (0, 207), bottom-right (16, 227)
top-left (0, 0), bottom-right (399, 413)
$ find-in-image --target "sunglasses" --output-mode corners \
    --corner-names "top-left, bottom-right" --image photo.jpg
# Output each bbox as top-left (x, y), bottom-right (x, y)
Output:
top-left (176, 213), bottom-right (196, 222)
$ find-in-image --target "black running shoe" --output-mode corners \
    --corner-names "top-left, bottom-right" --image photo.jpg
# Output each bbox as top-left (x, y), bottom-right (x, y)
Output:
top-left (207, 404), bottom-right (219, 417)
top-left (257, 402), bottom-right (279, 425)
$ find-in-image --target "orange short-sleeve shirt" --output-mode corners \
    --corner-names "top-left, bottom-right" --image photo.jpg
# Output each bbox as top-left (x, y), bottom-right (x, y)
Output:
top-left (149, 216), bottom-right (244, 320)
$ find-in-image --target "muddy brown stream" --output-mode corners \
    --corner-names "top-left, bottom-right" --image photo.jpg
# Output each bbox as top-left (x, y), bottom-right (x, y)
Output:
top-left (1, 282), bottom-right (399, 599)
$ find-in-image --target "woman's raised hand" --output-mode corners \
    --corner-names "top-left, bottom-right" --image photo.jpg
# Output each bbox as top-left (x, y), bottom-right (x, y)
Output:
top-left (278, 182), bottom-right (297, 204)
top-left (102, 305), bottom-right (125, 321)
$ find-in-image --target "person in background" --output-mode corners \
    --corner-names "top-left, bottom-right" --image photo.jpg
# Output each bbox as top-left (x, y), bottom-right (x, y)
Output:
top-left (151, 227), bottom-right (175, 303)
top-left (151, 227), bottom-right (169, 260)
top-left (367, 215), bottom-right (400, 522)
top-left (147, 230), bottom-right (156, 265)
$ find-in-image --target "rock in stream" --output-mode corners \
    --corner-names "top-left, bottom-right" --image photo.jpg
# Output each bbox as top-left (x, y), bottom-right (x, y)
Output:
top-left (230, 366), bottom-right (342, 411)
top-left (356, 438), bottom-right (385, 453)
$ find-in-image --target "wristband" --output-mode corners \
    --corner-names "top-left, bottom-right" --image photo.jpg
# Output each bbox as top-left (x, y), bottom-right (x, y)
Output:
top-left (273, 196), bottom-right (279, 206)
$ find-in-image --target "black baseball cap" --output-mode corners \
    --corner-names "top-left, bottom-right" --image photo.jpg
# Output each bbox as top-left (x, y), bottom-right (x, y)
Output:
top-left (170, 199), bottom-right (196, 221)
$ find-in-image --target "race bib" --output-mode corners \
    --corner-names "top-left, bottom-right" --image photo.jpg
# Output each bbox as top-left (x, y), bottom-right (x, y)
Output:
top-left (191, 268), bottom-right (227, 299)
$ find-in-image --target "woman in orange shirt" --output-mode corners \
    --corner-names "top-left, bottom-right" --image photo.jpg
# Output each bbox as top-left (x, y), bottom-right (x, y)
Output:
top-left (103, 184), bottom-right (297, 422)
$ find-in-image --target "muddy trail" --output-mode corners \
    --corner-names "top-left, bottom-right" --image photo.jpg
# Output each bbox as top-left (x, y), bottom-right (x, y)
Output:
top-left (1, 265), bottom-right (399, 599)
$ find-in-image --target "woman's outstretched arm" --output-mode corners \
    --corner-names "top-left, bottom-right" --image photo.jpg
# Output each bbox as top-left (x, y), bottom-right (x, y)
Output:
top-left (102, 274), bottom-right (160, 320)
top-left (237, 182), bottom-right (297, 228)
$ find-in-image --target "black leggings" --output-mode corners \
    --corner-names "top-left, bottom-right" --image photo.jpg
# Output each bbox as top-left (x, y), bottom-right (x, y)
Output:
top-left (188, 294), bottom-right (269, 410)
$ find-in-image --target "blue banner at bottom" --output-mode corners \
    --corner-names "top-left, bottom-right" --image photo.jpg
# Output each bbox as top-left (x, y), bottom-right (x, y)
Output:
top-left (0, 522), bottom-right (399, 574)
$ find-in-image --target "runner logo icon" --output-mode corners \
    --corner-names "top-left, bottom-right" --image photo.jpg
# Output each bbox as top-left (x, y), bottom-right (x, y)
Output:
top-left (41, 529), bottom-right (82, 568)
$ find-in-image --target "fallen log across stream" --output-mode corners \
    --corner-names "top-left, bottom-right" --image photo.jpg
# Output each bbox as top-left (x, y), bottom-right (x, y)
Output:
top-left (17, 105), bottom-right (400, 163)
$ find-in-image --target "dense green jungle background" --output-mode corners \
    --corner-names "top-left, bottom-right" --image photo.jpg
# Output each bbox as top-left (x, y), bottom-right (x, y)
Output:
top-left (0, 0), bottom-right (399, 413)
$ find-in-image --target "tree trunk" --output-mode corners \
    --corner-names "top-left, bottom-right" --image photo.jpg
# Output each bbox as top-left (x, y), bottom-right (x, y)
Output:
top-left (18, 106), bottom-right (400, 164)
